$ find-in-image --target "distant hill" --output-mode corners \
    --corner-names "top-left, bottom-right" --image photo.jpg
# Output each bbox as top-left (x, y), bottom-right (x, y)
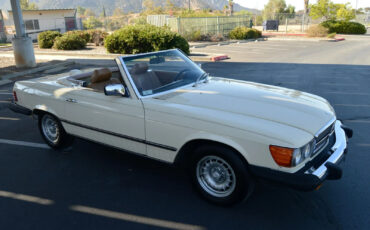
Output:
top-left (0, 0), bottom-right (260, 15)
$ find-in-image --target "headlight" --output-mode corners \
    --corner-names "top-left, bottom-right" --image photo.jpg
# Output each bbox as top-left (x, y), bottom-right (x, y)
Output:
top-left (270, 139), bottom-right (315, 167)
top-left (302, 144), bottom-right (311, 159)
top-left (292, 148), bottom-right (303, 166)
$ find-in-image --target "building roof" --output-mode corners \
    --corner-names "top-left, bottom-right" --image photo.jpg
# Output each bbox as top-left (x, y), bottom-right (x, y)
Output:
top-left (8, 8), bottom-right (76, 13)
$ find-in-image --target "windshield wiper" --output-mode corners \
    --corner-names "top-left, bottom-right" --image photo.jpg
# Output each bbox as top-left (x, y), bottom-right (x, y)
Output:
top-left (193, 73), bottom-right (209, 87)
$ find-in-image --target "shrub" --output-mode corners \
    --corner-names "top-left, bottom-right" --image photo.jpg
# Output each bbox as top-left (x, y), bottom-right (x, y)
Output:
top-left (53, 34), bottom-right (87, 50)
top-left (327, 32), bottom-right (337, 38)
top-left (306, 25), bottom-right (329, 37)
top-left (66, 30), bottom-right (91, 43)
top-left (38, 31), bottom-right (62, 48)
top-left (210, 34), bottom-right (226, 42)
top-left (183, 30), bottom-right (202, 42)
top-left (86, 29), bottom-right (109, 45)
top-left (321, 20), bottom-right (366, 34)
top-left (229, 27), bottom-right (262, 40)
top-left (104, 24), bottom-right (189, 54)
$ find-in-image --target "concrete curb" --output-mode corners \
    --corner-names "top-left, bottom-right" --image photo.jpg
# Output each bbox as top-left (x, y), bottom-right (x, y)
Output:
top-left (0, 61), bottom-right (75, 82)
top-left (211, 55), bottom-right (229, 62)
top-left (190, 38), bottom-right (266, 49)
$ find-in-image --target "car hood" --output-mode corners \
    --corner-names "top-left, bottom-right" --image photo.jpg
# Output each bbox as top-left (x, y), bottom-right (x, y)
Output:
top-left (153, 77), bottom-right (335, 136)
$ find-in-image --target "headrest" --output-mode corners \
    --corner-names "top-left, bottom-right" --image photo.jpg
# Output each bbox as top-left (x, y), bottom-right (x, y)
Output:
top-left (130, 63), bottom-right (149, 75)
top-left (90, 68), bottom-right (112, 83)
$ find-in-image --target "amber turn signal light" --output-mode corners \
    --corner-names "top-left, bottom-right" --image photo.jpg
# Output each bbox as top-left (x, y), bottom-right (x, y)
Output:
top-left (269, 145), bottom-right (294, 167)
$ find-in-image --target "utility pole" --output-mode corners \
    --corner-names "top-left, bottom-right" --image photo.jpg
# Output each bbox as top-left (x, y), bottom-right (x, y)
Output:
top-left (355, 0), bottom-right (358, 18)
top-left (188, 0), bottom-right (191, 11)
top-left (10, 0), bottom-right (36, 68)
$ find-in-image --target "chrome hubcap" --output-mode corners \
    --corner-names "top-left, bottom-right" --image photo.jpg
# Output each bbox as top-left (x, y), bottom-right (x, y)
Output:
top-left (41, 115), bottom-right (59, 144)
top-left (196, 156), bottom-right (236, 197)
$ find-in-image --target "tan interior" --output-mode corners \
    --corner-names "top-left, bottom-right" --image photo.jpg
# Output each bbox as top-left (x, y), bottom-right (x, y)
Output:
top-left (87, 68), bottom-right (121, 92)
top-left (130, 63), bottom-right (162, 92)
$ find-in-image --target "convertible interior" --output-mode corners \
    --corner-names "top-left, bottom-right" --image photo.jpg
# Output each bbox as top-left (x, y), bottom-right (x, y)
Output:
top-left (65, 63), bottom-right (187, 95)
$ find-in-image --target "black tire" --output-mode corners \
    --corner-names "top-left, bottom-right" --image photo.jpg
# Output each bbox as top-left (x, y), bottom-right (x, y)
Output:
top-left (190, 145), bottom-right (255, 206)
top-left (38, 113), bottom-right (74, 149)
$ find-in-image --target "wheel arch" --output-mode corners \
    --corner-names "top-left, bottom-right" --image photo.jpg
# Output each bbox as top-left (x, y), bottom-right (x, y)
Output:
top-left (174, 138), bottom-right (250, 168)
top-left (32, 105), bottom-right (58, 118)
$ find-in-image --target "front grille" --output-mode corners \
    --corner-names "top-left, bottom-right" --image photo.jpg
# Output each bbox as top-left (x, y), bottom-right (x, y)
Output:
top-left (314, 122), bottom-right (335, 154)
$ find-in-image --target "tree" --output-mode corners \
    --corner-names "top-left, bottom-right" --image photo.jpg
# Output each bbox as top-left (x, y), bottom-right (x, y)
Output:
top-left (20, 0), bottom-right (38, 10)
top-left (83, 17), bottom-right (103, 29)
top-left (262, 0), bottom-right (287, 19)
top-left (113, 8), bottom-right (124, 17)
top-left (285, 5), bottom-right (295, 14)
top-left (310, 0), bottom-right (336, 20)
top-left (228, 0), bottom-right (234, 16)
top-left (143, 0), bottom-right (155, 11)
top-left (84, 9), bottom-right (96, 17)
top-left (77, 6), bottom-right (86, 16)
top-left (336, 4), bottom-right (355, 21)
top-left (310, 0), bottom-right (355, 21)
top-left (165, 0), bottom-right (175, 12)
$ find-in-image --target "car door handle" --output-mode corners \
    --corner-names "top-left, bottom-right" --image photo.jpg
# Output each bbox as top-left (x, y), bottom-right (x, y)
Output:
top-left (66, 98), bottom-right (77, 103)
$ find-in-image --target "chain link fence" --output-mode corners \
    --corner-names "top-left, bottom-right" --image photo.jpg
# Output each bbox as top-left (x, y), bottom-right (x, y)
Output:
top-left (148, 15), bottom-right (253, 36)
top-left (148, 13), bottom-right (370, 35)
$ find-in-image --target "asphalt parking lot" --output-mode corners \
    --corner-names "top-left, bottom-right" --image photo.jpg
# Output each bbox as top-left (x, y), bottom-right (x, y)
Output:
top-left (0, 37), bottom-right (369, 230)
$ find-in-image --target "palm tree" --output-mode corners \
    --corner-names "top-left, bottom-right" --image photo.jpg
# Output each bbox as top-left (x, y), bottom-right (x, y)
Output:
top-left (228, 0), bottom-right (234, 16)
top-left (304, 0), bottom-right (309, 14)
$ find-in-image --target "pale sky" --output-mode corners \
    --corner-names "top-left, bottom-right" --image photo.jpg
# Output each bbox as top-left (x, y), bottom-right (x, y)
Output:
top-left (234, 0), bottom-right (369, 10)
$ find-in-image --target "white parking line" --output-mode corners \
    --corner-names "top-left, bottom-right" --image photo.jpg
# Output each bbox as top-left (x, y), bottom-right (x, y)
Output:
top-left (0, 139), bottom-right (50, 149)
top-left (0, 117), bottom-right (20, 121)
top-left (334, 104), bottom-right (370, 108)
top-left (0, 190), bottom-right (54, 205)
top-left (324, 92), bottom-right (370, 96)
top-left (346, 120), bottom-right (370, 124)
top-left (70, 205), bottom-right (205, 230)
top-left (357, 143), bottom-right (370, 147)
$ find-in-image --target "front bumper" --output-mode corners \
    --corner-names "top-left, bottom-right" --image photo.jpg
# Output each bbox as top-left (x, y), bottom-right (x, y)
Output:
top-left (250, 120), bottom-right (351, 191)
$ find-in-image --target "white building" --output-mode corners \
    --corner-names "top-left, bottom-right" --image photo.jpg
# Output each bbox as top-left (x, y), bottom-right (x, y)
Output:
top-left (4, 8), bottom-right (81, 41)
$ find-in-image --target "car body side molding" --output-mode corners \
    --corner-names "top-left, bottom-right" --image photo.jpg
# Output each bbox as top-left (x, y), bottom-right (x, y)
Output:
top-left (59, 119), bottom-right (177, 152)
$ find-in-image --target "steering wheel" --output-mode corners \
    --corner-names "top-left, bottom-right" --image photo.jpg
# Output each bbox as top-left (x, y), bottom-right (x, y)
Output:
top-left (174, 69), bottom-right (192, 81)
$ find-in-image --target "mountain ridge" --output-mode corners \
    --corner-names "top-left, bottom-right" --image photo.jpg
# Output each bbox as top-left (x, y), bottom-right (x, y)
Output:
top-left (0, 0), bottom-right (260, 15)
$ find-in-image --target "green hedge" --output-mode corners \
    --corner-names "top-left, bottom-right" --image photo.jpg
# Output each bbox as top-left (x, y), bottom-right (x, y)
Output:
top-left (229, 27), bottom-right (262, 40)
top-left (53, 34), bottom-right (87, 50)
top-left (321, 20), bottom-right (366, 34)
top-left (104, 24), bottom-right (190, 54)
top-left (38, 31), bottom-right (62, 48)
top-left (65, 30), bottom-right (91, 43)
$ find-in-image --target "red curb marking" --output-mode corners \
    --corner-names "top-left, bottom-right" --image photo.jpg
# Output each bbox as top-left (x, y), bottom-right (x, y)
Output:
top-left (211, 55), bottom-right (229, 62)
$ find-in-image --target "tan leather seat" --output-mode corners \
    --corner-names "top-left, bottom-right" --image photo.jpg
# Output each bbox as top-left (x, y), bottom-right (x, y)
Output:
top-left (130, 63), bottom-right (162, 93)
top-left (87, 68), bottom-right (121, 92)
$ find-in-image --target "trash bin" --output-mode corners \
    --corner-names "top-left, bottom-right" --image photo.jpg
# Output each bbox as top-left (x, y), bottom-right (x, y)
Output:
top-left (263, 20), bottom-right (279, 31)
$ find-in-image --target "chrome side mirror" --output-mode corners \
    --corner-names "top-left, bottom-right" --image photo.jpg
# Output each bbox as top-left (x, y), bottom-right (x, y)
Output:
top-left (104, 84), bottom-right (129, 97)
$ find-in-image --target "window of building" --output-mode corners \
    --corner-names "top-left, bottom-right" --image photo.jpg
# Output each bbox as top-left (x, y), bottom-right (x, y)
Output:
top-left (24, 20), bottom-right (40, 30)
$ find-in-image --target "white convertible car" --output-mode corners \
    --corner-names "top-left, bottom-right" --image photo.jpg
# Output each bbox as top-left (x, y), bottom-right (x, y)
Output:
top-left (10, 49), bottom-right (352, 205)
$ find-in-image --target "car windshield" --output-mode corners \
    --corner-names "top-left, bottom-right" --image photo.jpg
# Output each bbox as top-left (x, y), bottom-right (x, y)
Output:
top-left (121, 50), bottom-right (205, 97)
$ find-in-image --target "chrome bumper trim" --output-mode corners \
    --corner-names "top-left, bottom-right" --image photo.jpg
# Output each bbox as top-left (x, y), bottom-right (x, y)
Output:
top-left (309, 120), bottom-right (347, 179)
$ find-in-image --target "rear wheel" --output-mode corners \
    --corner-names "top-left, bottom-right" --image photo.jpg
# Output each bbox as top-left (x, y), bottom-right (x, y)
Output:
top-left (191, 145), bottom-right (255, 206)
top-left (38, 113), bottom-right (73, 149)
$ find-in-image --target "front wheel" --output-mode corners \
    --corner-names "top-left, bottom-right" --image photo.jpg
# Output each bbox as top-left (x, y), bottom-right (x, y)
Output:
top-left (38, 113), bottom-right (73, 149)
top-left (191, 145), bottom-right (255, 206)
